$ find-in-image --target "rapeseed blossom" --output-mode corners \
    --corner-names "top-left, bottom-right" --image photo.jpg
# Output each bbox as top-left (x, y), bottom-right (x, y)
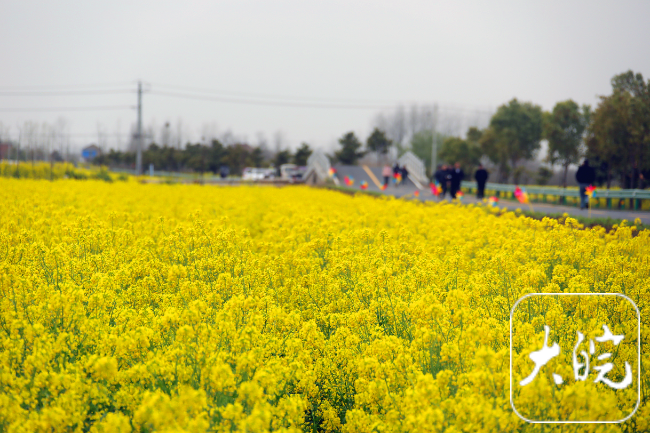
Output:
top-left (0, 178), bottom-right (648, 432)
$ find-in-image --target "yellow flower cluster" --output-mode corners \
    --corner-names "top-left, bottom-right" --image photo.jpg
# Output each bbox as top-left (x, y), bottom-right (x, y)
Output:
top-left (0, 178), bottom-right (648, 432)
top-left (0, 161), bottom-right (119, 181)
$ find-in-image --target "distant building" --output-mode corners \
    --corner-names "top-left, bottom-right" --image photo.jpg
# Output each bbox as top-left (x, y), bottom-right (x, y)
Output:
top-left (0, 142), bottom-right (12, 160)
top-left (81, 144), bottom-right (101, 161)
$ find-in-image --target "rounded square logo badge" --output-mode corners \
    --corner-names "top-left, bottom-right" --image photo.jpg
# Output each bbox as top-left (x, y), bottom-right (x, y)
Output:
top-left (510, 293), bottom-right (640, 423)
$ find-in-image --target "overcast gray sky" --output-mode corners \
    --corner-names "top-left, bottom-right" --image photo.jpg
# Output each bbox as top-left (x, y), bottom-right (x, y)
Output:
top-left (1, 0), bottom-right (649, 152)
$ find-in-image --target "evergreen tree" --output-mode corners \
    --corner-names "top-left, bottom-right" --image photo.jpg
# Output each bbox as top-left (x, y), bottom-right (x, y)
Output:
top-left (335, 132), bottom-right (365, 165)
top-left (293, 143), bottom-right (312, 166)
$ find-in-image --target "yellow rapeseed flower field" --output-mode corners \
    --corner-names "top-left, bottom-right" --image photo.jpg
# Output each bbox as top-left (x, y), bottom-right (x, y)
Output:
top-left (0, 178), bottom-right (648, 432)
top-left (0, 161), bottom-right (118, 182)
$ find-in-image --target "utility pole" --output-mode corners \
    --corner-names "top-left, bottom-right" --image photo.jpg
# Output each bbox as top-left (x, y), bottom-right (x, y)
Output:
top-left (431, 103), bottom-right (438, 176)
top-left (136, 81), bottom-right (143, 175)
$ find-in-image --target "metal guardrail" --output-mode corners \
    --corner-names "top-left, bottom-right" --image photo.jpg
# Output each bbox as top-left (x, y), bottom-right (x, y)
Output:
top-left (461, 181), bottom-right (650, 210)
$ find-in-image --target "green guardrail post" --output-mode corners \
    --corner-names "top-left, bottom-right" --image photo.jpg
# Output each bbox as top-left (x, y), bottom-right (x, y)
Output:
top-left (607, 198), bottom-right (611, 209)
top-left (543, 194), bottom-right (547, 203)
top-left (635, 198), bottom-right (640, 210)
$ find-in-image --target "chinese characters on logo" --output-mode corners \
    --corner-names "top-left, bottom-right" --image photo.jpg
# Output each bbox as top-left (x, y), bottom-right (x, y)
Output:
top-left (520, 324), bottom-right (632, 389)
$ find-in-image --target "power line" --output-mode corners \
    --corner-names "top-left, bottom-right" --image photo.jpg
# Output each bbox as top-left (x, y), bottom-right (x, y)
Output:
top-left (0, 89), bottom-right (134, 96)
top-left (0, 81), bottom-right (135, 91)
top-left (12, 132), bottom-right (130, 137)
top-left (149, 88), bottom-right (493, 113)
top-left (151, 82), bottom-right (494, 113)
top-left (152, 82), bottom-right (402, 105)
top-left (149, 90), bottom-right (398, 110)
top-left (0, 80), bottom-right (493, 113)
top-left (0, 105), bottom-right (135, 112)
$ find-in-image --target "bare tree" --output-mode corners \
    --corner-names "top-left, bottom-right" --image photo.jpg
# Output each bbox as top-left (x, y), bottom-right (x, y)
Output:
top-left (0, 122), bottom-right (10, 143)
top-left (175, 118), bottom-right (187, 149)
top-left (114, 119), bottom-right (123, 151)
top-left (146, 119), bottom-right (158, 146)
top-left (0, 122), bottom-right (10, 162)
top-left (256, 132), bottom-right (273, 160)
top-left (23, 121), bottom-right (38, 164)
top-left (408, 105), bottom-right (429, 139)
top-left (15, 122), bottom-right (22, 163)
top-left (220, 130), bottom-right (237, 146)
top-left (374, 105), bottom-right (431, 148)
top-left (373, 104), bottom-right (493, 154)
top-left (128, 123), bottom-right (138, 152)
top-left (97, 122), bottom-right (108, 154)
top-left (56, 117), bottom-right (68, 160)
top-left (201, 121), bottom-right (218, 144)
top-left (161, 121), bottom-right (171, 148)
top-left (273, 130), bottom-right (288, 153)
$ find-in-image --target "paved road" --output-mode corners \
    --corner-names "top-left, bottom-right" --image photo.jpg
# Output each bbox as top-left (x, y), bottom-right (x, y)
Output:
top-left (403, 188), bottom-right (650, 224)
top-left (332, 164), bottom-right (649, 224)
top-left (333, 164), bottom-right (418, 192)
top-left (330, 164), bottom-right (648, 224)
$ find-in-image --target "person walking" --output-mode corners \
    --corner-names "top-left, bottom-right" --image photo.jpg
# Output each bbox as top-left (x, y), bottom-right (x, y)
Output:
top-left (450, 162), bottom-right (464, 198)
top-left (400, 165), bottom-right (409, 184)
top-left (576, 159), bottom-right (596, 209)
top-left (392, 163), bottom-right (400, 186)
top-left (474, 164), bottom-right (489, 199)
top-left (444, 165), bottom-right (453, 198)
top-left (434, 164), bottom-right (447, 198)
top-left (382, 164), bottom-right (392, 187)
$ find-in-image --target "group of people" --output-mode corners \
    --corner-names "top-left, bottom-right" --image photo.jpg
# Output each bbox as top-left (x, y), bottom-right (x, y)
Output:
top-left (433, 162), bottom-right (489, 199)
top-left (380, 161), bottom-right (490, 199)
top-left (381, 163), bottom-right (409, 187)
top-left (376, 158), bottom-right (605, 209)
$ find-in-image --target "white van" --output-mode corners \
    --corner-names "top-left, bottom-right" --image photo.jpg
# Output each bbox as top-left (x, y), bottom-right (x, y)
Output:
top-left (243, 167), bottom-right (275, 180)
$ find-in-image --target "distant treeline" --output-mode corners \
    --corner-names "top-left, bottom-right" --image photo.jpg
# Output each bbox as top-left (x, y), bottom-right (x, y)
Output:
top-left (95, 142), bottom-right (314, 176)
top-left (393, 70), bottom-right (649, 188)
top-left (4, 70), bottom-right (647, 187)
top-left (100, 67), bottom-right (650, 188)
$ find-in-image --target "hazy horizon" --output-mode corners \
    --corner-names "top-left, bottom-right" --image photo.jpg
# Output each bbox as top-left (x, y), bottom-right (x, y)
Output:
top-left (1, 0), bottom-right (649, 154)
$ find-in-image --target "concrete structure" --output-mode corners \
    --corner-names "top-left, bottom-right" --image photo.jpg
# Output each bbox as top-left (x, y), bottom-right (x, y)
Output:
top-left (304, 149), bottom-right (334, 185)
top-left (398, 151), bottom-right (427, 189)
